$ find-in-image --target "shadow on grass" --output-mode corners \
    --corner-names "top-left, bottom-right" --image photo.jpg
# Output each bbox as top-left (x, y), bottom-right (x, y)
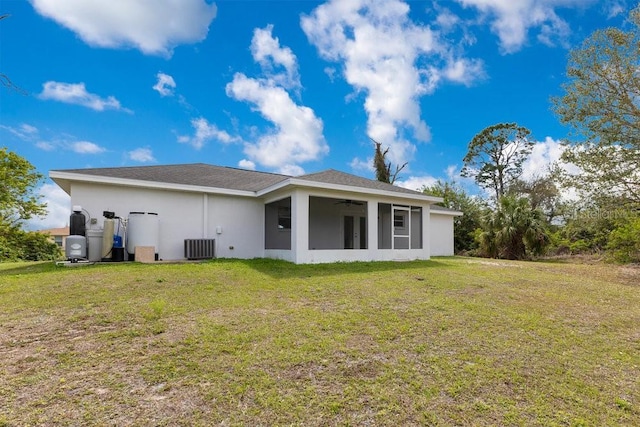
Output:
top-left (0, 257), bottom-right (454, 279)
top-left (0, 261), bottom-right (62, 276)
top-left (235, 257), bottom-right (448, 279)
top-left (0, 259), bottom-right (126, 276)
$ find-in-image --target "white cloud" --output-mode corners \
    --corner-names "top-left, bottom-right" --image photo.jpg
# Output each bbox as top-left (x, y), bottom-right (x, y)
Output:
top-left (324, 67), bottom-right (337, 82)
top-left (238, 159), bottom-right (256, 170)
top-left (36, 141), bottom-right (56, 151)
top-left (29, 0), bottom-right (217, 57)
top-left (454, 0), bottom-right (595, 53)
top-left (436, 7), bottom-right (462, 31)
top-left (39, 81), bottom-right (131, 112)
top-left (279, 164), bottom-right (305, 177)
top-left (521, 136), bottom-right (565, 180)
top-left (518, 136), bottom-right (583, 201)
top-left (128, 147), bottom-right (155, 163)
top-left (443, 58), bottom-right (486, 85)
top-left (301, 0), bottom-right (485, 167)
top-left (395, 175), bottom-right (438, 192)
top-left (26, 183), bottom-right (71, 231)
top-left (251, 25), bottom-right (300, 88)
top-left (446, 164), bottom-right (459, 181)
top-left (70, 141), bottom-right (106, 154)
top-left (350, 156), bottom-right (373, 172)
top-left (605, 1), bottom-right (627, 19)
top-left (226, 73), bottom-right (328, 175)
top-left (226, 26), bottom-right (329, 175)
top-left (20, 123), bottom-right (38, 135)
top-left (0, 123), bottom-right (39, 140)
top-left (178, 117), bottom-right (240, 150)
top-left (153, 72), bottom-right (176, 97)
top-left (0, 123), bottom-right (110, 155)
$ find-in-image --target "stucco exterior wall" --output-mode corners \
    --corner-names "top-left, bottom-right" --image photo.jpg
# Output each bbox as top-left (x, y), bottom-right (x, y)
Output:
top-left (69, 182), bottom-right (264, 260)
top-left (429, 213), bottom-right (455, 256)
top-left (206, 194), bottom-right (265, 260)
top-left (66, 180), bottom-right (453, 263)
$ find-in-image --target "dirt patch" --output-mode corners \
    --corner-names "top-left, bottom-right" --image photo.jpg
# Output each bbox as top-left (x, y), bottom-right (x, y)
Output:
top-left (466, 260), bottom-right (522, 268)
top-left (617, 265), bottom-right (640, 286)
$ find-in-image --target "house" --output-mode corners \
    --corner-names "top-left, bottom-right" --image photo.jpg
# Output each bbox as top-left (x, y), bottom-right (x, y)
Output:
top-left (50, 163), bottom-right (462, 264)
top-left (38, 226), bottom-right (70, 249)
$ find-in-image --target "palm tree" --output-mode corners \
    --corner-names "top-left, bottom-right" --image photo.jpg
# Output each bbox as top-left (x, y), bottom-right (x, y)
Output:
top-left (479, 196), bottom-right (549, 259)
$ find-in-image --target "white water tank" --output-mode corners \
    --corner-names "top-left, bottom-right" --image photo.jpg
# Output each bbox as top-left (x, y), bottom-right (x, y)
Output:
top-left (86, 229), bottom-right (103, 262)
top-left (126, 212), bottom-right (159, 260)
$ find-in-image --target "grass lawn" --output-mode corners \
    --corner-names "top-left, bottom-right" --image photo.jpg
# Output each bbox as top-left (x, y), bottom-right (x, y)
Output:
top-left (0, 257), bottom-right (638, 426)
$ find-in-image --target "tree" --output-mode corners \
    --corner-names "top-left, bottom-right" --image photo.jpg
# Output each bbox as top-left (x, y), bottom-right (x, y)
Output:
top-left (422, 180), bottom-right (485, 253)
top-left (550, 194), bottom-right (638, 257)
top-left (552, 6), bottom-right (640, 204)
top-left (0, 147), bottom-right (47, 226)
top-left (372, 139), bottom-right (407, 184)
top-left (508, 174), bottom-right (565, 224)
top-left (0, 148), bottom-right (56, 261)
top-left (478, 196), bottom-right (550, 260)
top-left (461, 123), bottom-right (534, 202)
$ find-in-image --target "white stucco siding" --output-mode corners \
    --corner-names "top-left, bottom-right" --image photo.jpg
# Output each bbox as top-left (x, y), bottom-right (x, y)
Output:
top-left (63, 176), bottom-right (455, 263)
top-left (207, 195), bottom-right (264, 259)
top-left (69, 182), bottom-right (264, 261)
top-left (430, 213), bottom-right (455, 256)
top-left (70, 183), bottom-right (203, 260)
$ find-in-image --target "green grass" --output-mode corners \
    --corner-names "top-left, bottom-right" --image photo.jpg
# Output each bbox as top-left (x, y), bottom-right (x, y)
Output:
top-left (0, 257), bottom-right (638, 426)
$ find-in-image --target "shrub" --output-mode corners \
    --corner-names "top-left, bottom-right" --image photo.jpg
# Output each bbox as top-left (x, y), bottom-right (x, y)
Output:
top-left (0, 225), bottom-right (61, 261)
top-left (607, 217), bottom-right (640, 263)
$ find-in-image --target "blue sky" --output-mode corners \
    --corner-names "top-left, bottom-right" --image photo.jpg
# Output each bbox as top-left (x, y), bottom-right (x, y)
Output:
top-left (0, 0), bottom-right (633, 229)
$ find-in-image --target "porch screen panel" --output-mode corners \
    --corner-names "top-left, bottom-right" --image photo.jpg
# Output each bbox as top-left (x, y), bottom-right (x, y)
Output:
top-left (309, 196), bottom-right (367, 250)
top-left (411, 207), bottom-right (422, 249)
top-left (378, 203), bottom-right (392, 249)
top-left (265, 198), bottom-right (291, 250)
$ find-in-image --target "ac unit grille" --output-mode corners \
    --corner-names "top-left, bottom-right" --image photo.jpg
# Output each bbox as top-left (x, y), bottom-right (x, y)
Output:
top-left (184, 239), bottom-right (216, 260)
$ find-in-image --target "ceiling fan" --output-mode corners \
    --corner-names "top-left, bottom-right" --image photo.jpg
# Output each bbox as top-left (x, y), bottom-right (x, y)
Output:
top-left (334, 199), bottom-right (364, 206)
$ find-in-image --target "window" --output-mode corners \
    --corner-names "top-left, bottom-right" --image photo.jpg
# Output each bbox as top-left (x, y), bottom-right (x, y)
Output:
top-left (393, 214), bottom-right (405, 229)
top-left (54, 236), bottom-right (63, 247)
top-left (278, 206), bottom-right (291, 229)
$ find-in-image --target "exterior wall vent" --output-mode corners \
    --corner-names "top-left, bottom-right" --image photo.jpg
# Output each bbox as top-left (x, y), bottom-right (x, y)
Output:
top-left (184, 239), bottom-right (216, 260)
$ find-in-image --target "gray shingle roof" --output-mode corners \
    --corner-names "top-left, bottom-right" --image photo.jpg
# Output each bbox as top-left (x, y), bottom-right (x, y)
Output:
top-left (52, 163), bottom-right (290, 192)
top-left (296, 169), bottom-right (423, 195)
top-left (52, 163), bottom-right (433, 198)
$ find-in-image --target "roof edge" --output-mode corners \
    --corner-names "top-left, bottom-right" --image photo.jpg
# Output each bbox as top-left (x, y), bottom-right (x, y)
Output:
top-left (49, 170), bottom-right (257, 197)
top-left (257, 177), bottom-right (443, 203)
